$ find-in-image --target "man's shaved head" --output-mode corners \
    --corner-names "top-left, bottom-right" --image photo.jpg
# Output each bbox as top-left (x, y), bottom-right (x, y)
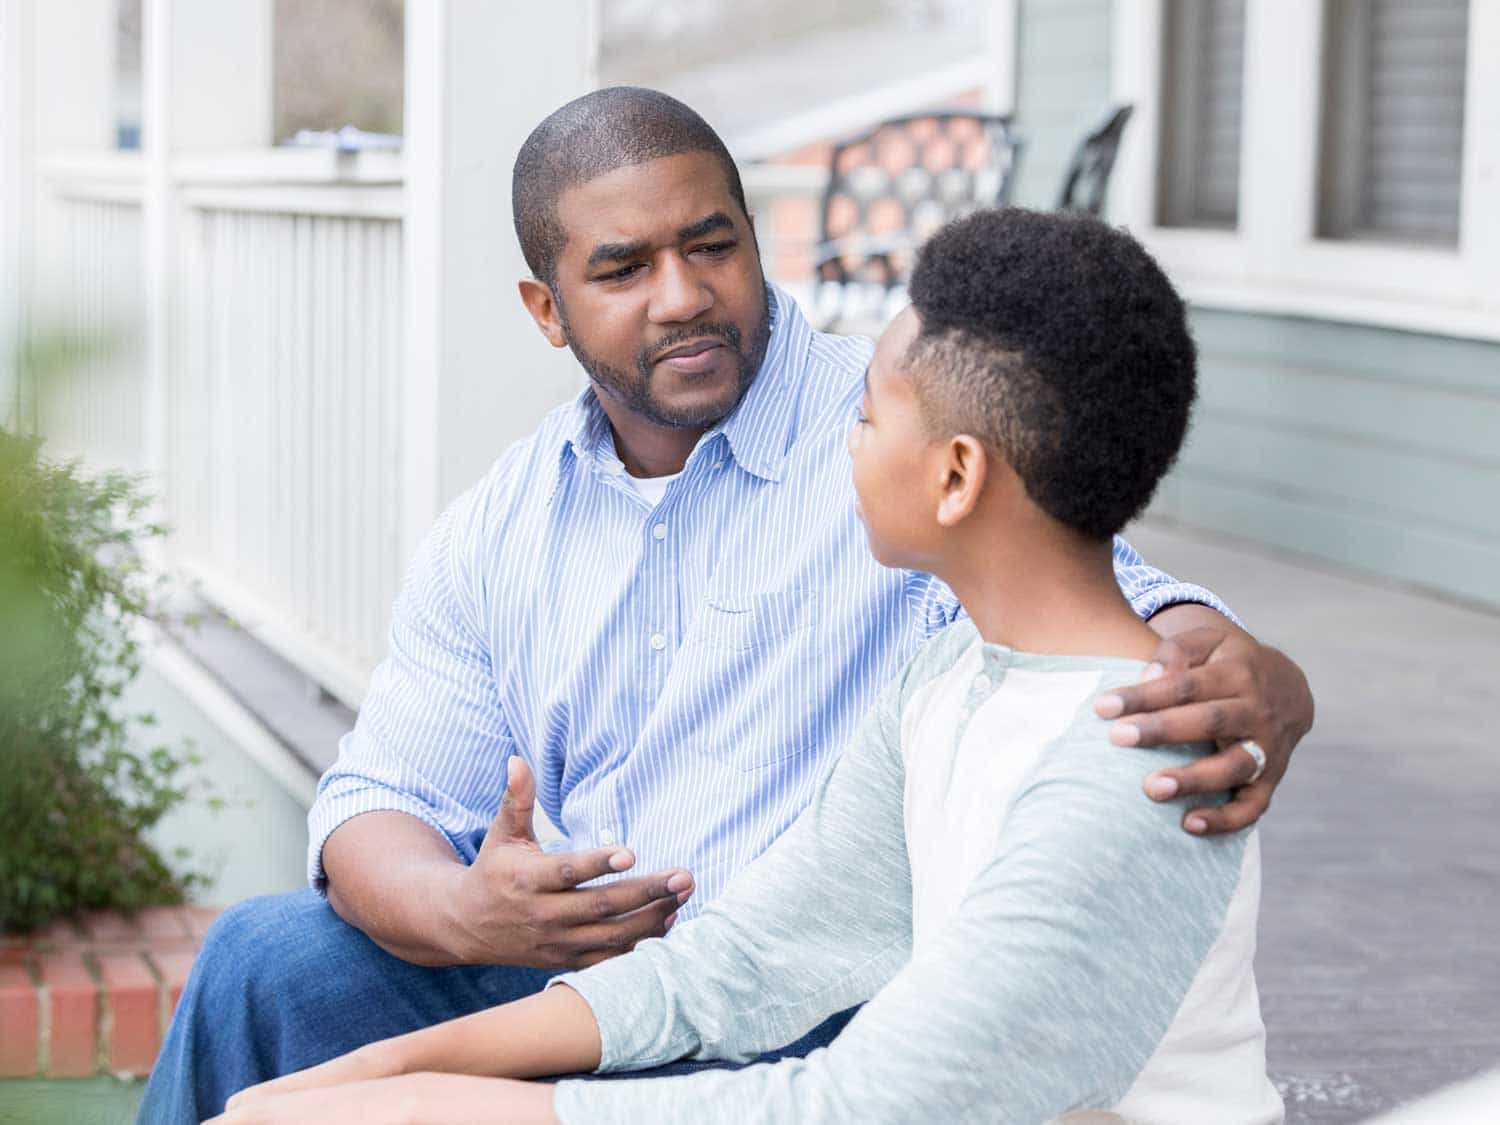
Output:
top-left (512, 86), bottom-right (751, 287)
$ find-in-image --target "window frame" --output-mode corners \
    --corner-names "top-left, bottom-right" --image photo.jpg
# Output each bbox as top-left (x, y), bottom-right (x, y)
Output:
top-left (1109, 0), bottom-right (1500, 343)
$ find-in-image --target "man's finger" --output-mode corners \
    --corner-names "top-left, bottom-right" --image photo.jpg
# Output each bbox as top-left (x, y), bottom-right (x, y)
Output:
top-left (562, 894), bottom-right (683, 960)
top-left (489, 756), bottom-right (540, 844)
top-left (1141, 739), bottom-right (1270, 802)
top-left (1107, 696), bottom-right (1256, 749)
top-left (546, 869), bottom-right (694, 926)
top-left (528, 846), bottom-right (640, 892)
top-left (1094, 661), bottom-right (1244, 721)
top-left (1180, 783), bottom-right (1272, 836)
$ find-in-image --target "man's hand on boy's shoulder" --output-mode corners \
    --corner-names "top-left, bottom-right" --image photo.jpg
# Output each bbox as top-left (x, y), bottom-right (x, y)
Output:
top-left (1093, 610), bottom-right (1315, 836)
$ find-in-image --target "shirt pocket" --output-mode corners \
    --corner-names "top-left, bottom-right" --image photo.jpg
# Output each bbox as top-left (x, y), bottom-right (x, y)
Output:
top-left (694, 587), bottom-right (816, 651)
top-left (688, 587), bottom-right (821, 770)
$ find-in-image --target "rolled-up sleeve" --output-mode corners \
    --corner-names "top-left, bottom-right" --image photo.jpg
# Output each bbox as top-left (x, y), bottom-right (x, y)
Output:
top-left (1112, 534), bottom-right (1241, 627)
top-left (306, 476), bottom-right (516, 891)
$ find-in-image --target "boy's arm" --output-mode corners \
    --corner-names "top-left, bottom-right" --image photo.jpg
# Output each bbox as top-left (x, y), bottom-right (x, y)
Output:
top-left (222, 985), bottom-right (603, 1115)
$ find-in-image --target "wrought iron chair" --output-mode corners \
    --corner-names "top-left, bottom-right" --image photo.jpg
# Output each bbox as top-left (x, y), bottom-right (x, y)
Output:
top-left (812, 112), bottom-right (1023, 332)
top-left (1055, 104), bottom-right (1133, 216)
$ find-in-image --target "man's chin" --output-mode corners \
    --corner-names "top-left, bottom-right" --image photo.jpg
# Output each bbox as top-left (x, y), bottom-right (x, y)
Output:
top-left (646, 369), bottom-right (750, 429)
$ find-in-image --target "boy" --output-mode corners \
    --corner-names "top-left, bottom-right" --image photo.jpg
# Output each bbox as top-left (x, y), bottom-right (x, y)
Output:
top-left (218, 210), bottom-right (1284, 1123)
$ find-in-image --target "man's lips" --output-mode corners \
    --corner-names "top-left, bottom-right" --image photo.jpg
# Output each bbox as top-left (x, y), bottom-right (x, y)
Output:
top-left (653, 339), bottom-right (728, 374)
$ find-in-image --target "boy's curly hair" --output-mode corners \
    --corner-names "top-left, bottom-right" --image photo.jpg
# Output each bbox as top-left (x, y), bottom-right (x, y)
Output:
top-left (906, 208), bottom-right (1196, 540)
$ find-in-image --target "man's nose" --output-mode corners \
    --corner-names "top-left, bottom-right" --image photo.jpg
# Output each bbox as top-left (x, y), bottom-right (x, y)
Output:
top-left (648, 254), bottom-right (713, 324)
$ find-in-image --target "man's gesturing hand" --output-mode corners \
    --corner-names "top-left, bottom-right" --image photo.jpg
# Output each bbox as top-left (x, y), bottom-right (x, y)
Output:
top-left (447, 757), bottom-right (693, 970)
top-left (1093, 624), bottom-right (1314, 836)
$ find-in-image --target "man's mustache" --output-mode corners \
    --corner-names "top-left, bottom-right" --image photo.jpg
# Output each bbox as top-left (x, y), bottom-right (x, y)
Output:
top-left (642, 322), bottom-right (742, 366)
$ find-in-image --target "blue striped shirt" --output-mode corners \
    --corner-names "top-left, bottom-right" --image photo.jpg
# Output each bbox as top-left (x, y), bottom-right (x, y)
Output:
top-left (307, 287), bottom-right (1233, 912)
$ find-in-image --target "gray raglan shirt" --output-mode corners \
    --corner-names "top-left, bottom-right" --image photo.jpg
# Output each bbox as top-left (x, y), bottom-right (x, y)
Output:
top-left (552, 619), bottom-right (1283, 1123)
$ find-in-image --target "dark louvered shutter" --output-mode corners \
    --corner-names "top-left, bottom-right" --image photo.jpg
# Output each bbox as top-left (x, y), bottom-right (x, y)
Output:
top-left (1157, 0), bottom-right (1246, 229)
top-left (1319, 0), bottom-right (1470, 245)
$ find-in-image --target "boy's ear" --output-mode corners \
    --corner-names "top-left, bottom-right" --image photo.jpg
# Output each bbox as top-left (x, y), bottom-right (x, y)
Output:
top-left (935, 435), bottom-right (988, 528)
top-left (518, 278), bottom-right (569, 349)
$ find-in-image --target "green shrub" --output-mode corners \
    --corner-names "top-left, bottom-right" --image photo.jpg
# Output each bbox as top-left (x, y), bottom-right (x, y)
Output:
top-left (0, 427), bottom-right (203, 932)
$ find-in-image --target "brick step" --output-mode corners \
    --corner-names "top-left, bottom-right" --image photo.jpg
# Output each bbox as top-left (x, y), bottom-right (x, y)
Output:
top-left (0, 906), bottom-right (220, 1079)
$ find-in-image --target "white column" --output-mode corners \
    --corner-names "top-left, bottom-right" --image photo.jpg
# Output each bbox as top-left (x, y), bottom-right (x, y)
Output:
top-left (402, 0), bottom-right (598, 563)
top-left (140, 0), bottom-right (271, 492)
top-left (1238, 0), bottom-right (1322, 275)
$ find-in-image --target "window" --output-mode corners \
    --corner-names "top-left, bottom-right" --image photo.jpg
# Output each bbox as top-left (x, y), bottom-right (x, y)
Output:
top-left (1318, 0), bottom-right (1470, 246)
top-left (1156, 0), bottom-right (1246, 229)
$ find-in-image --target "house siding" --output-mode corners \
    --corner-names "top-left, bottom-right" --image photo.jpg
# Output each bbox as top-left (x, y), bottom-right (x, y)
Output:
top-left (1153, 309), bottom-right (1500, 610)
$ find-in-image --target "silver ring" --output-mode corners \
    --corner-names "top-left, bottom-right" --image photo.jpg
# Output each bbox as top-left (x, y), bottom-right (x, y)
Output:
top-left (1238, 739), bottom-right (1267, 785)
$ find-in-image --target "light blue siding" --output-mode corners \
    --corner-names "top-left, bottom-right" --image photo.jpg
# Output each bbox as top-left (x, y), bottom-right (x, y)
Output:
top-left (1152, 309), bottom-right (1500, 610)
top-left (1011, 0), bottom-right (1115, 209)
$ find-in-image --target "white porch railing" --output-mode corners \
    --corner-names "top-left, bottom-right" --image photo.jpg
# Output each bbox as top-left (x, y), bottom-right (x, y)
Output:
top-left (33, 154), bottom-right (148, 471)
top-left (168, 164), bottom-right (405, 708)
top-left (31, 152), bottom-right (826, 709)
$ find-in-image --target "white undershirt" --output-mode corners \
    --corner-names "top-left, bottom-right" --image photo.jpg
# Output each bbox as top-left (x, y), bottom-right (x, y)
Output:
top-left (625, 470), bottom-right (679, 507)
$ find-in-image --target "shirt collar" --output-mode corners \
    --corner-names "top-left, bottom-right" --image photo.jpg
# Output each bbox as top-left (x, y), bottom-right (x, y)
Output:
top-left (554, 284), bottom-right (810, 487)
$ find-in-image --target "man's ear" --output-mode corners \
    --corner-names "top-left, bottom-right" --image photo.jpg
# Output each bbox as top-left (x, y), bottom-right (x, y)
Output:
top-left (935, 435), bottom-right (988, 528)
top-left (518, 278), bottom-right (569, 349)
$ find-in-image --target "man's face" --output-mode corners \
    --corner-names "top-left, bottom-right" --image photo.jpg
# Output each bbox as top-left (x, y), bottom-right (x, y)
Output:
top-left (548, 151), bottom-right (770, 431)
top-left (847, 307), bottom-right (944, 570)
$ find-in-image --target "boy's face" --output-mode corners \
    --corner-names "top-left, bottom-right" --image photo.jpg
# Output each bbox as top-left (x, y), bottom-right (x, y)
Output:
top-left (847, 307), bottom-right (946, 570)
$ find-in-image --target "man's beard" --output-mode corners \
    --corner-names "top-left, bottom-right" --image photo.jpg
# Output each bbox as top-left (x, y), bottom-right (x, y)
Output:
top-left (559, 292), bottom-right (773, 430)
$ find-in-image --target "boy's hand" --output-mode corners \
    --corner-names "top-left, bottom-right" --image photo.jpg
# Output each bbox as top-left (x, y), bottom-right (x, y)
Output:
top-left (1094, 624), bottom-right (1314, 835)
top-left (210, 1073), bottom-right (560, 1124)
top-left (223, 1045), bottom-right (393, 1114)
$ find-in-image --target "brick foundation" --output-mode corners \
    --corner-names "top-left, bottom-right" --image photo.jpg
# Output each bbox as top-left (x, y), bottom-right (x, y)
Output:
top-left (0, 906), bottom-right (220, 1079)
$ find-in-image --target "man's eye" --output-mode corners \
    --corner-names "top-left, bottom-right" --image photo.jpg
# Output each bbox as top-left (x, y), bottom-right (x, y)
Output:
top-left (696, 241), bottom-right (735, 256)
top-left (602, 264), bottom-right (642, 281)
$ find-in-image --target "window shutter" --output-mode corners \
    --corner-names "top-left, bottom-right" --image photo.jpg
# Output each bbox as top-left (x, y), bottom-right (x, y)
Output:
top-left (1157, 0), bottom-right (1246, 229)
top-left (1319, 0), bottom-right (1469, 245)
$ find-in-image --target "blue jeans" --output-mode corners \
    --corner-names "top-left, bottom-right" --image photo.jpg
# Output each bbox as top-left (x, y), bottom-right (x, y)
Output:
top-left (137, 890), bottom-right (854, 1123)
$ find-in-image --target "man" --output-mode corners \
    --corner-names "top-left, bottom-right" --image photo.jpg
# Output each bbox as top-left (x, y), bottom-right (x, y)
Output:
top-left (140, 88), bottom-right (1313, 1123)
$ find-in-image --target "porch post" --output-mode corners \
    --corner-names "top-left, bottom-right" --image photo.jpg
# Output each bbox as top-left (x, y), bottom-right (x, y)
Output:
top-left (140, 0), bottom-right (272, 492)
top-left (402, 0), bottom-right (598, 564)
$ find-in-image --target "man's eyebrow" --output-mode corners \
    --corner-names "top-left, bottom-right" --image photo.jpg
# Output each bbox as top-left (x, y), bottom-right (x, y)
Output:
top-left (587, 239), bottom-right (649, 269)
top-left (677, 212), bottom-right (735, 242)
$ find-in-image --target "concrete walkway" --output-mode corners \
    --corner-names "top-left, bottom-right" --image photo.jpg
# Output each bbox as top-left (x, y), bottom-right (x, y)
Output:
top-left (1126, 519), bottom-right (1500, 1122)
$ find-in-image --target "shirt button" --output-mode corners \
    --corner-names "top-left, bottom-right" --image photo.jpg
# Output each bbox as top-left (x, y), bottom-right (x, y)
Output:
top-left (975, 674), bottom-right (992, 692)
top-left (712, 458), bottom-right (724, 469)
top-left (650, 632), bottom-right (666, 651)
top-left (599, 826), bottom-right (616, 845)
top-left (652, 522), bottom-right (667, 540)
